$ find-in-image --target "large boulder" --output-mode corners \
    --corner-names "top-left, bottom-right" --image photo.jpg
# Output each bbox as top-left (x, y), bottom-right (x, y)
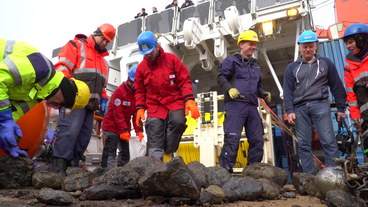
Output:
top-left (122, 156), bottom-right (163, 178)
top-left (0, 156), bottom-right (34, 188)
top-left (242, 163), bottom-right (288, 188)
top-left (32, 171), bottom-right (64, 190)
top-left (139, 156), bottom-right (201, 200)
top-left (222, 177), bottom-right (263, 201)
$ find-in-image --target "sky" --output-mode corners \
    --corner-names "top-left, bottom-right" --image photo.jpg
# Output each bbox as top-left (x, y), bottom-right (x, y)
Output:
top-left (0, 0), bottom-right (336, 59)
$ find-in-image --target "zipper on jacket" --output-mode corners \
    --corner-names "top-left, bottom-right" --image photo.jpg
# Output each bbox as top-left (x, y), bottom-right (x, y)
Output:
top-left (304, 63), bottom-right (311, 93)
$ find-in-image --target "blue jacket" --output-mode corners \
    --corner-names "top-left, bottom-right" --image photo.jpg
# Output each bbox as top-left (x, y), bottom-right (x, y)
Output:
top-left (283, 54), bottom-right (347, 114)
top-left (217, 52), bottom-right (265, 105)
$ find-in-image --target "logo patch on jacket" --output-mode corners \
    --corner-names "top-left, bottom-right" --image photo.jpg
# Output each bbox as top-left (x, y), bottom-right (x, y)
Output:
top-left (123, 101), bottom-right (131, 106)
top-left (114, 98), bottom-right (121, 106)
top-left (319, 67), bottom-right (324, 75)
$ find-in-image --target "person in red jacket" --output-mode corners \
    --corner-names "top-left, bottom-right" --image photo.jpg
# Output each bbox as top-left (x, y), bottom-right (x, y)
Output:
top-left (342, 23), bottom-right (368, 157)
top-left (52, 23), bottom-right (116, 176)
top-left (101, 66), bottom-right (143, 168)
top-left (135, 31), bottom-right (200, 161)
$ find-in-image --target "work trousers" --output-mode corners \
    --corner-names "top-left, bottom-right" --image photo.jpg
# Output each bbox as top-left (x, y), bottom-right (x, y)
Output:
top-left (145, 109), bottom-right (187, 160)
top-left (219, 102), bottom-right (264, 170)
top-left (294, 100), bottom-right (340, 175)
top-left (101, 130), bottom-right (130, 168)
top-left (53, 107), bottom-right (94, 160)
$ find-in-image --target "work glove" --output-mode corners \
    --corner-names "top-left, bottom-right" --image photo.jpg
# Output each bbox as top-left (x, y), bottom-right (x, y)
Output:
top-left (120, 132), bottom-right (131, 143)
top-left (262, 91), bottom-right (271, 104)
top-left (100, 97), bottom-right (108, 116)
top-left (137, 131), bottom-right (144, 142)
top-left (0, 109), bottom-right (27, 157)
top-left (185, 100), bottom-right (200, 119)
top-left (228, 88), bottom-right (241, 99)
top-left (136, 109), bottom-right (145, 127)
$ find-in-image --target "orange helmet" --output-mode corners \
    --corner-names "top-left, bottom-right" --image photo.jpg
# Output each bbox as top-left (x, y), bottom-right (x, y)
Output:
top-left (98, 23), bottom-right (116, 42)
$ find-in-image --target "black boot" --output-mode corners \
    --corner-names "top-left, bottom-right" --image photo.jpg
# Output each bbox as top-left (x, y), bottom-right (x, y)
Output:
top-left (70, 159), bottom-right (79, 167)
top-left (54, 157), bottom-right (67, 176)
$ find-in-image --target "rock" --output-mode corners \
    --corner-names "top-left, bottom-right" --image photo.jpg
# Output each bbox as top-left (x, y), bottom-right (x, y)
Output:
top-left (32, 171), bottom-right (64, 190)
top-left (206, 166), bottom-right (231, 187)
top-left (69, 190), bottom-right (83, 198)
top-left (242, 163), bottom-right (288, 188)
top-left (257, 178), bottom-right (280, 200)
top-left (145, 196), bottom-right (165, 205)
top-left (170, 197), bottom-right (192, 206)
top-left (292, 172), bottom-right (314, 195)
top-left (139, 156), bottom-right (201, 200)
top-left (223, 189), bottom-right (238, 203)
top-left (64, 171), bottom-right (96, 192)
top-left (34, 165), bottom-right (58, 173)
top-left (66, 167), bottom-right (86, 176)
top-left (222, 177), bottom-right (262, 201)
top-left (325, 189), bottom-right (366, 207)
top-left (36, 187), bottom-right (73, 205)
top-left (92, 167), bottom-right (111, 177)
top-left (0, 156), bottom-right (34, 188)
top-left (122, 156), bottom-right (163, 178)
top-left (197, 192), bottom-right (213, 206)
top-left (187, 161), bottom-right (208, 188)
top-left (304, 175), bottom-right (317, 196)
top-left (204, 185), bottom-right (226, 204)
top-left (283, 191), bottom-right (296, 198)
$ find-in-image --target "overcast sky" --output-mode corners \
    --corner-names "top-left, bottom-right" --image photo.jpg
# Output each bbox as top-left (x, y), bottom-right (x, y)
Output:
top-left (0, 0), bottom-right (335, 59)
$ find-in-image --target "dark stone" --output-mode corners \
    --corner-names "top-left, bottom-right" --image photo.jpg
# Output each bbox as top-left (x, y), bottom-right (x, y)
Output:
top-left (187, 161), bottom-right (208, 188)
top-left (146, 196), bottom-right (165, 205)
top-left (34, 165), bottom-right (58, 173)
top-left (204, 185), bottom-right (226, 204)
top-left (66, 167), bottom-right (86, 175)
top-left (222, 177), bottom-right (262, 201)
top-left (304, 175), bottom-right (317, 196)
top-left (139, 156), bottom-right (201, 200)
top-left (0, 156), bottom-right (34, 188)
top-left (32, 171), bottom-right (64, 190)
top-left (64, 171), bottom-right (96, 192)
top-left (92, 167), bottom-right (111, 177)
top-left (197, 192), bottom-right (213, 206)
top-left (283, 191), bottom-right (296, 198)
top-left (242, 163), bottom-right (288, 188)
top-left (36, 187), bottom-right (73, 205)
top-left (122, 156), bottom-right (163, 178)
top-left (206, 166), bottom-right (231, 187)
top-left (326, 189), bottom-right (366, 207)
top-left (257, 178), bottom-right (280, 200)
top-left (169, 197), bottom-right (192, 206)
top-left (85, 183), bottom-right (141, 200)
top-left (223, 189), bottom-right (238, 203)
top-left (292, 172), bottom-right (315, 195)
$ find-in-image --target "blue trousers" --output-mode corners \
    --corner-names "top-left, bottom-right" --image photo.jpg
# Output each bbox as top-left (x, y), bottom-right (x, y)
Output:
top-left (219, 102), bottom-right (264, 170)
top-left (53, 107), bottom-right (94, 160)
top-left (294, 100), bottom-right (340, 174)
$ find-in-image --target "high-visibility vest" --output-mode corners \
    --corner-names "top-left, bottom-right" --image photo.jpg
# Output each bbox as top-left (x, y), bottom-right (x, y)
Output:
top-left (0, 38), bottom-right (63, 121)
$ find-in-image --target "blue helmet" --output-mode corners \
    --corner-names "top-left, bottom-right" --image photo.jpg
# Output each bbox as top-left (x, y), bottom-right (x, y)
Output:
top-left (343, 23), bottom-right (368, 38)
top-left (298, 30), bottom-right (318, 44)
top-left (137, 31), bottom-right (157, 55)
top-left (128, 66), bottom-right (137, 81)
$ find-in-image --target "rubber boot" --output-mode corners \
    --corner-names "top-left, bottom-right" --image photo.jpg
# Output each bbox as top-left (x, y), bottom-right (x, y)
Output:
top-left (70, 159), bottom-right (79, 167)
top-left (54, 157), bottom-right (67, 177)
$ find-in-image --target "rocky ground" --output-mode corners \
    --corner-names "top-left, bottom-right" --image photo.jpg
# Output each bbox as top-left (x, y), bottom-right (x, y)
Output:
top-left (0, 186), bottom-right (327, 207)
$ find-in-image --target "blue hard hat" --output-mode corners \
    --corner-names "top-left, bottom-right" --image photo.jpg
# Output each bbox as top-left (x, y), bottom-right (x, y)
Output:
top-left (342, 23), bottom-right (368, 39)
top-left (298, 30), bottom-right (318, 44)
top-left (128, 66), bottom-right (137, 81)
top-left (137, 31), bottom-right (157, 55)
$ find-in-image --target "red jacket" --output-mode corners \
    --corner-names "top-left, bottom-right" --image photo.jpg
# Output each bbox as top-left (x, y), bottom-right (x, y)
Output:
top-left (344, 52), bottom-right (368, 119)
top-left (102, 82), bottom-right (143, 135)
top-left (55, 34), bottom-right (109, 111)
top-left (135, 46), bottom-right (195, 119)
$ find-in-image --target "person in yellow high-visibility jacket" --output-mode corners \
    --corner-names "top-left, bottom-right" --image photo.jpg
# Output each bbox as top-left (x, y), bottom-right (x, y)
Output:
top-left (0, 38), bottom-right (90, 158)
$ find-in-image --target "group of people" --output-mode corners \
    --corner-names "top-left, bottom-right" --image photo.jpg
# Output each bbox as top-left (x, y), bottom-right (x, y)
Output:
top-left (1, 19), bottom-right (367, 176)
top-left (134, 0), bottom-right (195, 19)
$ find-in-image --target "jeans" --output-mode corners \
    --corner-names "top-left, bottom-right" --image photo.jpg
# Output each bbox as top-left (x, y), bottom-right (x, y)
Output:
top-left (294, 100), bottom-right (340, 175)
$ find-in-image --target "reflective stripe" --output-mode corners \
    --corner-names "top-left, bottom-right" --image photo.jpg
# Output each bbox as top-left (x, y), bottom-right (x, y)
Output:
top-left (90, 93), bottom-right (100, 99)
top-left (56, 65), bottom-right (69, 72)
top-left (73, 68), bottom-right (107, 80)
top-left (103, 59), bottom-right (109, 87)
top-left (0, 99), bottom-right (11, 109)
top-left (349, 101), bottom-right (359, 107)
top-left (347, 87), bottom-right (354, 93)
top-left (354, 72), bottom-right (368, 83)
top-left (361, 103), bottom-right (368, 113)
top-left (79, 40), bottom-right (86, 69)
top-left (59, 57), bottom-right (75, 69)
top-left (16, 101), bottom-right (30, 114)
top-left (3, 40), bottom-right (15, 59)
top-left (2, 58), bottom-right (22, 86)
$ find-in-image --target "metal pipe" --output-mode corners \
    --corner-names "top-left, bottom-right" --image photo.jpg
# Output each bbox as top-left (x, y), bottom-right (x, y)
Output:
top-left (294, 20), bottom-right (301, 61)
top-left (260, 48), bottom-right (284, 99)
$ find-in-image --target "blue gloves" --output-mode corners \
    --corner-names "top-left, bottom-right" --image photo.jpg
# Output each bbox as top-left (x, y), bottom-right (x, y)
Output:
top-left (0, 109), bottom-right (28, 157)
top-left (100, 97), bottom-right (108, 116)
